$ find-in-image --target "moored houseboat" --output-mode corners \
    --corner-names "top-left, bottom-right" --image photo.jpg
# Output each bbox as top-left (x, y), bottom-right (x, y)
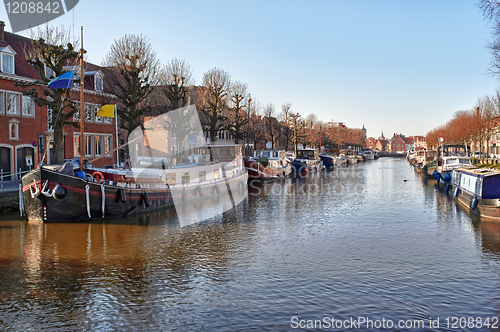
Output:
top-left (451, 167), bottom-right (500, 220)
top-left (21, 106), bottom-right (248, 223)
top-left (421, 142), bottom-right (471, 181)
top-left (432, 143), bottom-right (473, 183)
top-left (244, 149), bottom-right (291, 180)
top-left (291, 148), bottom-right (324, 174)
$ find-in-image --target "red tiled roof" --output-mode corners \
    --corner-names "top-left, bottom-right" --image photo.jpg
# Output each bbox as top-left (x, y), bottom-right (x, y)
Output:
top-left (2, 32), bottom-right (41, 79)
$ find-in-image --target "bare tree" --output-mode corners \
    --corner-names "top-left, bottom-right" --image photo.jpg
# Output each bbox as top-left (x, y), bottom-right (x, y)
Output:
top-left (201, 67), bottom-right (231, 143)
top-left (248, 101), bottom-right (263, 152)
top-left (101, 34), bottom-right (160, 134)
top-left (262, 103), bottom-right (279, 148)
top-left (479, 0), bottom-right (500, 77)
top-left (161, 57), bottom-right (194, 110)
top-left (279, 102), bottom-right (293, 150)
top-left (17, 25), bottom-right (79, 164)
top-left (304, 113), bottom-right (318, 148)
top-left (227, 81), bottom-right (249, 144)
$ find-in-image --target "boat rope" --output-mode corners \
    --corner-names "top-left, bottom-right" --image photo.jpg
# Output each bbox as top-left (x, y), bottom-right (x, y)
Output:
top-left (85, 184), bottom-right (91, 218)
top-left (101, 183), bottom-right (105, 218)
top-left (30, 179), bottom-right (40, 198)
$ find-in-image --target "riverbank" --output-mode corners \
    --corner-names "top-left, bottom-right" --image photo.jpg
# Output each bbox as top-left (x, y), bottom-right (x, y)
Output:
top-left (0, 180), bottom-right (21, 212)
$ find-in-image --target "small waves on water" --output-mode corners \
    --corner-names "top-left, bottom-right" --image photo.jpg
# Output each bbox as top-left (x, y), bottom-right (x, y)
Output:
top-left (1, 158), bottom-right (500, 331)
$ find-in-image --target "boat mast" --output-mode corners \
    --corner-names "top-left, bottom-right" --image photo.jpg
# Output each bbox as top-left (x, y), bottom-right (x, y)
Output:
top-left (79, 26), bottom-right (85, 170)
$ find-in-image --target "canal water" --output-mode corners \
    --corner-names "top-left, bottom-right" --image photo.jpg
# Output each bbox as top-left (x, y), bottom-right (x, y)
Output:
top-left (1, 158), bottom-right (500, 331)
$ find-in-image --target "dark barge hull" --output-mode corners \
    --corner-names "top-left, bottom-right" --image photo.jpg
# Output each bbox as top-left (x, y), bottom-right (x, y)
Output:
top-left (21, 167), bottom-right (246, 223)
top-left (244, 160), bottom-right (291, 180)
top-left (291, 160), bottom-right (323, 174)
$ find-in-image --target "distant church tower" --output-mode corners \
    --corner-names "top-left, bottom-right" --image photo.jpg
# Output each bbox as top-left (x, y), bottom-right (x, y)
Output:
top-left (361, 124), bottom-right (367, 139)
top-left (379, 130), bottom-right (385, 140)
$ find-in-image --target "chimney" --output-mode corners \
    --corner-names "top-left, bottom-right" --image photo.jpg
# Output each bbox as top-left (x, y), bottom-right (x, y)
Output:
top-left (0, 21), bottom-right (4, 41)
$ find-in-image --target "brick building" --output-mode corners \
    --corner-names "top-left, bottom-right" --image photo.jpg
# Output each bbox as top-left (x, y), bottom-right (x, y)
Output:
top-left (0, 24), bottom-right (116, 180)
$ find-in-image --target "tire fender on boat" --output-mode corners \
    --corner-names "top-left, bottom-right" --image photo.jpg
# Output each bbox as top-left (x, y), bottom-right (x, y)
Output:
top-left (143, 193), bottom-right (150, 207)
top-left (119, 189), bottom-right (126, 202)
top-left (454, 187), bottom-right (460, 198)
top-left (197, 186), bottom-right (203, 197)
top-left (214, 185), bottom-right (220, 195)
top-left (471, 196), bottom-right (479, 211)
top-left (182, 190), bottom-right (187, 202)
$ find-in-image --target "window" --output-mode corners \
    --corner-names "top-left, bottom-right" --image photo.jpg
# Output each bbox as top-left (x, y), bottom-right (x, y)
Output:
top-left (22, 96), bottom-right (34, 117)
top-left (104, 114), bottom-right (112, 124)
top-left (94, 106), bottom-right (102, 123)
top-left (84, 104), bottom-right (93, 122)
top-left (199, 171), bottom-right (206, 182)
top-left (0, 91), bottom-right (4, 115)
top-left (73, 104), bottom-right (80, 122)
top-left (95, 135), bottom-right (102, 156)
top-left (84, 135), bottom-right (92, 156)
top-left (47, 107), bottom-right (54, 131)
top-left (182, 172), bottom-right (190, 184)
top-left (6, 93), bottom-right (19, 115)
top-left (166, 173), bottom-right (176, 184)
top-left (73, 133), bottom-right (81, 156)
top-left (44, 64), bottom-right (55, 80)
top-left (103, 135), bottom-right (112, 156)
top-left (8, 119), bottom-right (19, 140)
top-left (2, 54), bottom-right (14, 74)
top-left (95, 75), bottom-right (103, 92)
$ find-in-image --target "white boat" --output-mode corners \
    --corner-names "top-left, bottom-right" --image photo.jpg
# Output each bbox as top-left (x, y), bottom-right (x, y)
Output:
top-left (363, 150), bottom-right (375, 160)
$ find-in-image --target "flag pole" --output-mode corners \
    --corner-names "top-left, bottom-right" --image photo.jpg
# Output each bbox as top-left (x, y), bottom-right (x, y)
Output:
top-left (115, 106), bottom-right (119, 167)
top-left (79, 26), bottom-right (85, 170)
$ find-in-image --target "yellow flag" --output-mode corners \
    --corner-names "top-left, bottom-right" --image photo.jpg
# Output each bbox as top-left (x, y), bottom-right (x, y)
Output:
top-left (97, 104), bottom-right (115, 118)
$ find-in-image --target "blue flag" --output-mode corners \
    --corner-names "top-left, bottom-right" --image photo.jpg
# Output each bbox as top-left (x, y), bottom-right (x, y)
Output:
top-left (48, 70), bottom-right (74, 90)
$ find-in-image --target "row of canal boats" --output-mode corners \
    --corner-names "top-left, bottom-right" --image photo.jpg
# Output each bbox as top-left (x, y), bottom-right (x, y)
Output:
top-left (21, 135), bottom-right (376, 223)
top-left (408, 143), bottom-right (500, 221)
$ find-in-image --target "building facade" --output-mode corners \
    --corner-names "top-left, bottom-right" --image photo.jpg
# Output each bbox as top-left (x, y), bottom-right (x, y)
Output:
top-left (0, 25), bottom-right (116, 180)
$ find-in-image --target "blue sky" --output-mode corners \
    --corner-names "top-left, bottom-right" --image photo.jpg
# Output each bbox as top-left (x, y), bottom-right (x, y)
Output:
top-left (1, 0), bottom-right (497, 138)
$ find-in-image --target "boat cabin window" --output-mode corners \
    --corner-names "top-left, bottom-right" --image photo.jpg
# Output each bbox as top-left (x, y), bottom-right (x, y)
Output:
top-left (166, 173), bottom-right (176, 184)
top-left (182, 172), bottom-right (190, 184)
top-left (258, 151), bottom-right (271, 158)
top-left (199, 171), bottom-right (206, 182)
top-left (272, 151), bottom-right (278, 158)
top-left (226, 148), bottom-right (234, 158)
top-left (459, 158), bottom-right (471, 164)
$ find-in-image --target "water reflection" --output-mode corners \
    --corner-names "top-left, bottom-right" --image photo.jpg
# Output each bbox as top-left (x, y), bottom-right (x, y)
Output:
top-left (2, 159), bottom-right (500, 331)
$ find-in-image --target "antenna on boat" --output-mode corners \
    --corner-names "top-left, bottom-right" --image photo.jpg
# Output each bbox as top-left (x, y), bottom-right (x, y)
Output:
top-left (79, 26), bottom-right (85, 170)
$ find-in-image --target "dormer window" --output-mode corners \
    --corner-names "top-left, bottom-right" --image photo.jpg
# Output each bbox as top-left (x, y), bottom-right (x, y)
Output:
top-left (44, 64), bottom-right (55, 80)
top-left (95, 75), bottom-right (103, 92)
top-left (0, 46), bottom-right (16, 75)
top-left (2, 54), bottom-right (13, 74)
